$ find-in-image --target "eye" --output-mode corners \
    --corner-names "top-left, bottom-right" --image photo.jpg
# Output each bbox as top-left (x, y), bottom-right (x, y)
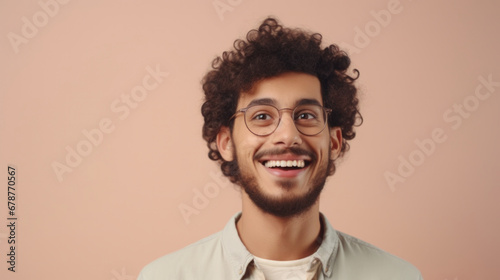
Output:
top-left (245, 105), bottom-right (278, 127)
top-left (295, 112), bottom-right (317, 120)
top-left (248, 110), bottom-right (276, 126)
top-left (253, 113), bottom-right (273, 121)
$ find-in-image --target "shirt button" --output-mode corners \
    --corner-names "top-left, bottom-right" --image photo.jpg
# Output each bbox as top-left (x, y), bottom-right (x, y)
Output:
top-left (239, 267), bottom-right (243, 275)
top-left (326, 266), bottom-right (329, 272)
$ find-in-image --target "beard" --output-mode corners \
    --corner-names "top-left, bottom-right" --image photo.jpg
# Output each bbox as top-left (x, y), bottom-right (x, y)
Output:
top-left (233, 147), bottom-right (333, 218)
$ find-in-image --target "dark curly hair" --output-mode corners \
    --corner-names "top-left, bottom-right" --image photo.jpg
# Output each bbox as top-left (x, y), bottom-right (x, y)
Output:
top-left (201, 17), bottom-right (362, 184)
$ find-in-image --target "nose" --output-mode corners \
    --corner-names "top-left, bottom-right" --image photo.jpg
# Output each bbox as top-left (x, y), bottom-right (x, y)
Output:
top-left (270, 110), bottom-right (302, 147)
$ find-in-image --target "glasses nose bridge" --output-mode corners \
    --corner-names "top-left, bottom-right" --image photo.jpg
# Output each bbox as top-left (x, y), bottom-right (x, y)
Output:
top-left (277, 107), bottom-right (295, 121)
top-left (275, 107), bottom-right (299, 133)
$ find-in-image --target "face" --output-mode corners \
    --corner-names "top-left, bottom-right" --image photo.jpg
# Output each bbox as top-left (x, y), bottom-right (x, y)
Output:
top-left (217, 72), bottom-right (342, 218)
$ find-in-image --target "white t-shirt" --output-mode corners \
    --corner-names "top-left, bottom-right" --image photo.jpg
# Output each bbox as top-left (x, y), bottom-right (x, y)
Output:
top-left (253, 255), bottom-right (314, 280)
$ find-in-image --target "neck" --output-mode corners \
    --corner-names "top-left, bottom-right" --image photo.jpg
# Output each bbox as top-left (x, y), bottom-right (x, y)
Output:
top-left (236, 192), bottom-right (322, 261)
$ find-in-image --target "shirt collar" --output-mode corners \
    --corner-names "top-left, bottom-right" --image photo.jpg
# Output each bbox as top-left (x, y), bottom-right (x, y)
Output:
top-left (221, 212), bottom-right (254, 279)
top-left (221, 212), bottom-right (340, 279)
top-left (312, 213), bottom-right (339, 277)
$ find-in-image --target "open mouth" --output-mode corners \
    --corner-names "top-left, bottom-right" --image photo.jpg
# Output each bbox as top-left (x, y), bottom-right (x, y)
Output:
top-left (261, 159), bottom-right (310, 169)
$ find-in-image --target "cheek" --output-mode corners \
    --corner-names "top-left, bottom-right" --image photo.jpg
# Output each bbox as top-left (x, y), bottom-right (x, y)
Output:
top-left (238, 138), bottom-right (265, 158)
top-left (232, 120), bottom-right (253, 141)
top-left (311, 136), bottom-right (332, 160)
top-left (232, 126), bottom-right (265, 158)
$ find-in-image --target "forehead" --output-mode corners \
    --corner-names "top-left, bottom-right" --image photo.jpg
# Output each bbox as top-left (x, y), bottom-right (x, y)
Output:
top-left (237, 72), bottom-right (323, 108)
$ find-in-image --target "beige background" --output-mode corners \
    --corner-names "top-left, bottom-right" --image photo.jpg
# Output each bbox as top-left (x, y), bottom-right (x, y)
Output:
top-left (1, 0), bottom-right (499, 279)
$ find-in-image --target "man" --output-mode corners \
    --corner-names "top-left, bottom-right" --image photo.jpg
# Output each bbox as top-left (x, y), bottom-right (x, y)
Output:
top-left (138, 17), bottom-right (422, 279)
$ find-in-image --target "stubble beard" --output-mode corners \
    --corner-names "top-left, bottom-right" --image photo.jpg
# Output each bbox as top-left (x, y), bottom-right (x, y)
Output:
top-left (235, 149), bottom-right (333, 218)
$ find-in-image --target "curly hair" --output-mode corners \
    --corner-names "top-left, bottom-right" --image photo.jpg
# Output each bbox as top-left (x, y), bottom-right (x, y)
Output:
top-left (201, 17), bottom-right (362, 183)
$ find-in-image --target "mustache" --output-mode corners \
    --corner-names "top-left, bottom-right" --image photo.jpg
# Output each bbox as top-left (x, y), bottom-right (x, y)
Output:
top-left (254, 147), bottom-right (316, 162)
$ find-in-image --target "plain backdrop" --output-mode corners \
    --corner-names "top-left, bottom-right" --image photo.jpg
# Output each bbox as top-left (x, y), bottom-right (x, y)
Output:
top-left (1, 0), bottom-right (499, 279)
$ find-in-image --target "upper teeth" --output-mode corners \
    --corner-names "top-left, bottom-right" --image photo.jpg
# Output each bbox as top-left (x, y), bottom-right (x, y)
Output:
top-left (264, 160), bottom-right (305, 168)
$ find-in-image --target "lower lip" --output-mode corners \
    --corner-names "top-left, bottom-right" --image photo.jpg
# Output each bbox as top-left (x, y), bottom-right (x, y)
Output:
top-left (263, 165), bottom-right (307, 178)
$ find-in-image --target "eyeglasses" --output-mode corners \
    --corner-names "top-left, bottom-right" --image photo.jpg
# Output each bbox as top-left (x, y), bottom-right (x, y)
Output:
top-left (231, 104), bottom-right (332, 136)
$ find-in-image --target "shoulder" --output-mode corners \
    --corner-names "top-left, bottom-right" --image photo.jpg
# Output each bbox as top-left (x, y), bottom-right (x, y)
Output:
top-left (138, 231), bottom-right (225, 280)
top-left (333, 230), bottom-right (422, 279)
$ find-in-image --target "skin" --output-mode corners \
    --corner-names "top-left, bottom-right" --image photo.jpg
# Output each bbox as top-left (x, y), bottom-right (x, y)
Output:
top-left (217, 72), bottom-right (342, 261)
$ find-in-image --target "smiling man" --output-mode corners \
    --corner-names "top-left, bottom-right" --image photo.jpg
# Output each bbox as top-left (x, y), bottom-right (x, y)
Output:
top-left (138, 17), bottom-right (422, 280)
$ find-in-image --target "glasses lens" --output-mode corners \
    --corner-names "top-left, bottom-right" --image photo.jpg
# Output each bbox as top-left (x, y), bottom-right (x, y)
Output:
top-left (293, 104), bottom-right (327, 135)
top-left (244, 105), bottom-right (280, 136)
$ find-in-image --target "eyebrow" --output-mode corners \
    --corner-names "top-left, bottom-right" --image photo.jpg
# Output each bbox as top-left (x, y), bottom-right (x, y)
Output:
top-left (245, 98), bottom-right (322, 108)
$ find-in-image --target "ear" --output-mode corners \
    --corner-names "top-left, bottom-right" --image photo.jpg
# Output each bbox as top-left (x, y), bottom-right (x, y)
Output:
top-left (329, 127), bottom-right (342, 160)
top-left (216, 126), bottom-right (234, 161)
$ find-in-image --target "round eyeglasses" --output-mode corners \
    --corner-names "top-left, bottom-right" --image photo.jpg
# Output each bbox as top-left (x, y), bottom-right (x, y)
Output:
top-left (230, 104), bottom-right (332, 136)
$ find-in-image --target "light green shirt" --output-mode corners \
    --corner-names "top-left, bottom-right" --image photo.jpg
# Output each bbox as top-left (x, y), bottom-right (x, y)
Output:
top-left (138, 212), bottom-right (422, 279)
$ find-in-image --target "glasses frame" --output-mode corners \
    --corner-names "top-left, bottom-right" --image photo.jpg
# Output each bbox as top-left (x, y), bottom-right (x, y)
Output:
top-left (230, 104), bottom-right (333, 136)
